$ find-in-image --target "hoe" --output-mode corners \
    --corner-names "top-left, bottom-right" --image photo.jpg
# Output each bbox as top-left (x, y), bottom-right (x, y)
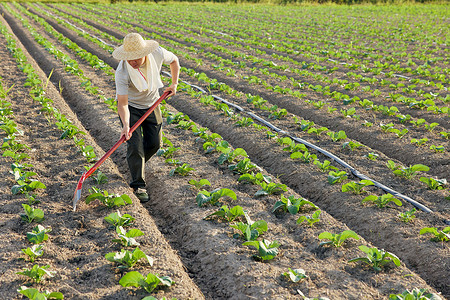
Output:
top-left (72, 91), bottom-right (170, 211)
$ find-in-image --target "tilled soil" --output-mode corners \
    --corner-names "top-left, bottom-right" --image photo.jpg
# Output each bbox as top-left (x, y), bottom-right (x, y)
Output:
top-left (0, 2), bottom-right (448, 300)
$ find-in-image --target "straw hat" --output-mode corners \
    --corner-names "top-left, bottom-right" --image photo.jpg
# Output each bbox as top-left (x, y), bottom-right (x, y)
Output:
top-left (112, 33), bottom-right (159, 60)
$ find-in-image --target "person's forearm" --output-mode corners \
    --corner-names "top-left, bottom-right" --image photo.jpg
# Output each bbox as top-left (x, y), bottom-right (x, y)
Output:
top-left (170, 58), bottom-right (180, 86)
top-left (117, 95), bottom-right (129, 126)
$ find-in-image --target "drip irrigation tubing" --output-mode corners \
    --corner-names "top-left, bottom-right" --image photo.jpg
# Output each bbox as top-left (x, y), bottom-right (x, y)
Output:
top-left (166, 71), bottom-right (434, 213)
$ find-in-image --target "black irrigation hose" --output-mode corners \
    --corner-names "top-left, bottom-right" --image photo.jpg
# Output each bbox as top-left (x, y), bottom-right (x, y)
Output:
top-left (167, 72), bottom-right (434, 213)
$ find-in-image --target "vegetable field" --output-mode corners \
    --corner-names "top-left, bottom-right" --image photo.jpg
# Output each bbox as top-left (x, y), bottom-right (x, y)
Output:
top-left (0, 2), bottom-right (448, 299)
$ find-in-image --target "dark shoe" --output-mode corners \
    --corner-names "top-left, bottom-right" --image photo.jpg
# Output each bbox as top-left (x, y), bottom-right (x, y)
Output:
top-left (134, 188), bottom-right (149, 203)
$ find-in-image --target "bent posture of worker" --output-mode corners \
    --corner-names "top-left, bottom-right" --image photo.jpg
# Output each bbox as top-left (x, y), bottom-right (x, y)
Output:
top-left (113, 32), bottom-right (180, 202)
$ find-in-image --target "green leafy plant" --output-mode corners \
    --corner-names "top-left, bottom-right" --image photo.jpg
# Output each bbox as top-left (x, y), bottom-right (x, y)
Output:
top-left (419, 227), bottom-right (450, 242)
top-left (11, 179), bottom-right (46, 195)
top-left (297, 210), bottom-right (321, 227)
top-left (327, 130), bottom-right (347, 142)
top-left (16, 264), bottom-right (55, 283)
top-left (238, 172), bottom-right (271, 185)
top-left (341, 180), bottom-right (374, 195)
top-left (272, 195), bottom-right (318, 215)
top-left (229, 158), bottom-right (259, 174)
top-left (105, 247), bottom-right (153, 269)
top-left (230, 213), bottom-right (268, 241)
top-left (429, 145), bottom-right (445, 153)
top-left (342, 141), bottom-right (363, 151)
top-left (20, 204), bottom-right (44, 223)
top-left (389, 288), bottom-right (443, 300)
top-left (393, 164), bottom-right (429, 179)
top-left (419, 177), bottom-right (447, 190)
top-left (188, 178), bottom-right (211, 190)
top-left (196, 188), bottom-right (237, 207)
top-left (397, 208), bottom-right (416, 223)
top-left (17, 286), bottom-right (63, 300)
top-left (205, 205), bottom-right (245, 222)
top-left (327, 171), bottom-right (347, 185)
top-left (314, 160), bottom-right (338, 172)
top-left (119, 271), bottom-right (174, 293)
top-left (255, 181), bottom-right (288, 197)
top-left (349, 245), bottom-right (401, 272)
top-left (364, 152), bottom-right (379, 160)
top-left (318, 230), bottom-right (360, 247)
top-left (362, 193), bottom-right (402, 208)
top-left (169, 163), bottom-right (195, 176)
top-left (243, 239), bottom-right (280, 261)
top-left (282, 268), bottom-right (308, 283)
top-left (92, 170), bottom-right (108, 185)
top-left (112, 226), bottom-right (144, 247)
top-left (290, 150), bottom-right (317, 163)
top-left (27, 225), bottom-right (51, 244)
top-left (85, 187), bottom-right (132, 208)
top-left (218, 147), bottom-right (248, 165)
top-left (21, 245), bottom-right (44, 263)
top-left (104, 211), bottom-right (135, 228)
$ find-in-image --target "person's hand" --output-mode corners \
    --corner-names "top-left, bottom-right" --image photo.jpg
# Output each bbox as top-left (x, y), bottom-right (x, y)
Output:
top-left (164, 83), bottom-right (178, 97)
top-left (121, 125), bottom-right (131, 140)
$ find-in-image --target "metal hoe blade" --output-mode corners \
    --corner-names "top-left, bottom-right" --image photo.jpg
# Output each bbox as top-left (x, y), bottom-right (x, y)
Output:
top-left (72, 91), bottom-right (170, 211)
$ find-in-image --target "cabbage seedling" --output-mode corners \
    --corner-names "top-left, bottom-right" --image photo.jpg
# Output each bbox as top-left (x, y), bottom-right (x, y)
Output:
top-left (85, 187), bottom-right (132, 208)
top-left (283, 268), bottom-right (308, 283)
top-left (105, 247), bottom-right (153, 269)
top-left (16, 264), bottom-right (55, 283)
top-left (314, 160), bottom-right (338, 172)
top-left (205, 205), bottom-right (245, 222)
top-left (327, 130), bottom-right (347, 142)
top-left (290, 150), bottom-right (317, 163)
top-left (397, 209), bottom-right (416, 223)
top-left (27, 225), bottom-right (51, 244)
top-left (119, 271), bottom-right (173, 293)
top-left (272, 195), bottom-right (318, 215)
top-left (419, 177), bottom-right (447, 190)
top-left (349, 245), bottom-right (401, 272)
top-left (255, 181), bottom-right (287, 196)
top-left (238, 172), bottom-right (271, 185)
top-left (21, 245), bottom-right (44, 263)
top-left (393, 164), bottom-right (429, 179)
top-left (229, 158), bottom-right (259, 174)
top-left (218, 147), bottom-right (248, 164)
top-left (20, 204), bottom-right (44, 223)
top-left (104, 211), bottom-right (135, 228)
top-left (11, 179), bottom-right (46, 195)
top-left (327, 171), bottom-right (347, 185)
top-left (362, 194), bottom-right (402, 208)
top-left (188, 179), bottom-right (211, 190)
top-left (17, 286), bottom-right (63, 300)
top-left (318, 230), bottom-right (360, 247)
top-left (169, 163), bottom-right (195, 176)
top-left (243, 239), bottom-right (280, 261)
top-left (230, 219), bottom-right (268, 241)
top-left (196, 188), bottom-right (236, 207)
top-left (112, 226), bottom-right (144, 247)
top-left (419, 227), bottom-right (450, 242)
top-left (297, 210), bottom-right (321, 227)
top-left (389, 288), bottom-right (443, 300)
top-left (341, 180), bottom-right (374, 195)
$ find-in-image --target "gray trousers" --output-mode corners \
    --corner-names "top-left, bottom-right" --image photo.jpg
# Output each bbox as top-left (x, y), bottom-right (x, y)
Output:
top-left (124, 105), bottom-right (162, 190)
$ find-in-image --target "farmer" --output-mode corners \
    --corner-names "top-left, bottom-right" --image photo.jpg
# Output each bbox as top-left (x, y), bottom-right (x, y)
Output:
top-left (112, 32), bottom-right (180, 202)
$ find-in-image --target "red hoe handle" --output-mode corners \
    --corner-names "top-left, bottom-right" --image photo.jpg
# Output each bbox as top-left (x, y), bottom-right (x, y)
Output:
top-left (73, 91), bottom-right (171, 211)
